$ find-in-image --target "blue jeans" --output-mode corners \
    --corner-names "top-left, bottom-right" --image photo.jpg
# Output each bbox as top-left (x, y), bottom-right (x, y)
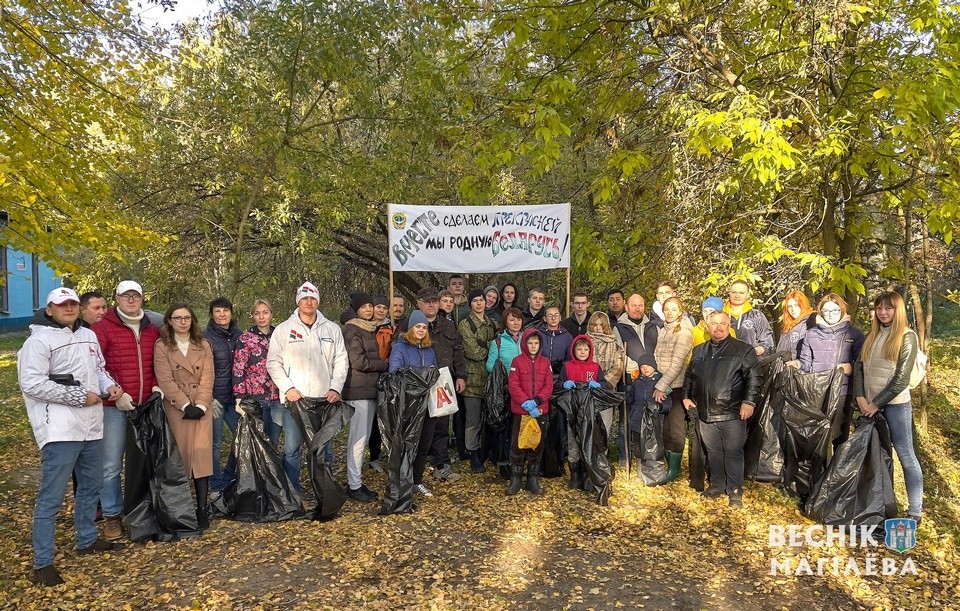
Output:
top-left (260, 399), bottom-right (282, 448)
top-left (212, 407), bottom-right (240, 489)
top-left (882, 401), bottom-right (924, 516)
top-left (100, 406), bottom-right (127, 517)
top-left (34, 440), bottom-right (103, 568)
top-left (279, 404), bottom-right (305, 492)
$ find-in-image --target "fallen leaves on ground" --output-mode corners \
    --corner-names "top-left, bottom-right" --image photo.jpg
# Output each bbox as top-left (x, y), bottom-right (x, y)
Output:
top-left (0, 335), bottom-right (957, 610)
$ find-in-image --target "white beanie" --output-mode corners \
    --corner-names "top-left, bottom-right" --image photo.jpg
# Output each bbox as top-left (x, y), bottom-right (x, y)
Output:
top-left (296, 282), bottom-right (320, 304)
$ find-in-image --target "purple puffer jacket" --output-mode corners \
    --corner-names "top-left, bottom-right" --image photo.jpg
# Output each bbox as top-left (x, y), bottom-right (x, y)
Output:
top-left (797, 318), bottom-right (865, 395)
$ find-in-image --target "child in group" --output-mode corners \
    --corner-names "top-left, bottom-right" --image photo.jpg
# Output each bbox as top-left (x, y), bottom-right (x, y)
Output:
top-left (561, 335), bottom-right (606, 489)
top-left (626, 353), bottom-right (672, 485)
top-left (506, 329), bottom-right (553, 496)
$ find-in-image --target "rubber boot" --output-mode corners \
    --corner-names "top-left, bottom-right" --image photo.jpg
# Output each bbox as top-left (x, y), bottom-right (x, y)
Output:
top-left (470, 451), bottom-right (487, 474)
top-left (568, 461), bottom-right (582, 489)
top-left (505, 465), bottom-right (524, 496)
top-left (665, 450), bottom-right (683, 483)
top-left (525, 463), bottom-right (545, 495)
top-left (582, 462), bottom-right (595, 493)
top-left (194, 476), bottom-right (210, 531)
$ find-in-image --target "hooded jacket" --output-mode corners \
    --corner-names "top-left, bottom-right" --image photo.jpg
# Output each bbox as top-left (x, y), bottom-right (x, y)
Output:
top-left (18, 315), bottom-right (116, 449)
top-left (389, 336), bottom-right (438, 371)
top-left (723, 301), bottom-right (774, 354)
top-left (232, 326), bottom-right (279, 401)
top-left (204, 319), bottom-right (242, 406)
top-left (562, 334), bottom-right (604, 385)
top-left (486, 329), bottom-right (523, 374)
top-left (267, 310), bottom-right (349, 399)
top-left (683, 335), bottom-right (761, 423)
top-left (798, 316), bottom-right (864, 396)
top-left (508, 329), bottom-right (553, 415)
top-left (92, 307), bottom-right (160, 405)
top-left (459, 312), bottom-right (498, 398)
top-left (538, 324), bottom-right (573, 370)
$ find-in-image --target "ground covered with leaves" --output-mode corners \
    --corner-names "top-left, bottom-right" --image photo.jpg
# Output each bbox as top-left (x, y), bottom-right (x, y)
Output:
top-left (1, 334), bottom-right (958, 610)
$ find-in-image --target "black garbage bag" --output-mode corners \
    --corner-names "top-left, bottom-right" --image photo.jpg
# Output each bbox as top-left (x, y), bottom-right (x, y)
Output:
top-left (745, 352), bottom-right (788, 483)
top-left (555, 386), bottom-right (623, 505)
top-left (287, 398), bottom-right (354, 520)
top-left (541, 390), bottom-right (566, 478)
top-left (124, 392), bottom-right (200, 542)
top-left (212, 402), bottom-right (305, 522)
top-left (484, 360), bottom-right (511, 433)
top-left (780, 366), bottom-right (845, 501)
top-left (377, 367), bottom-right (439, 515)
top-left (804, 415), bottom-right (897, 526)
top-left (636, 401), bottom-right (667, 486)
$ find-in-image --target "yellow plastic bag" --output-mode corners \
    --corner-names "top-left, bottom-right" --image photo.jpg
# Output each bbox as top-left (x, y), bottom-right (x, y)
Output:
top-left (518, 415), bottom-right (542, 450)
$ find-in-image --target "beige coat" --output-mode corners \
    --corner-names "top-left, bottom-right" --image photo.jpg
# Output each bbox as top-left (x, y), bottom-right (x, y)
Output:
top-left (654, 317), bottom-right (694, 393)
top-left (153, 338), bottom-right (215, 478)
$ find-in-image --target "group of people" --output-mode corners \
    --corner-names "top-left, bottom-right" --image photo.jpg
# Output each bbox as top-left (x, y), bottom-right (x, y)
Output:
top-left (18, 275), bottom-right (924, 587)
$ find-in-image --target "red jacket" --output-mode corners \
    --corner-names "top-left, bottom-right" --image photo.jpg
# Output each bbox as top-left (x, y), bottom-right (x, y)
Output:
top-left (92, 307), bottom-right (160, 405)
top-left (562, 334), bottom-right (603, 384)
top-left (508, 328), bottom-right (553, 415)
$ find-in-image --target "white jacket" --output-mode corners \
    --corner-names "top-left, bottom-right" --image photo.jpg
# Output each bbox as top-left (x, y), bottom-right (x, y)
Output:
top-left (18, 320), bottom-right (117, 449)
top-left (267, 310), bottom-right (349, 399)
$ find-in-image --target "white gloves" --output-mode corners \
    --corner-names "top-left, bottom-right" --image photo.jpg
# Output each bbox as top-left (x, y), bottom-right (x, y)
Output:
top-left (151, 385), bottom-right (164, 399)
top-left (114, 393), bottom-right (135, 411)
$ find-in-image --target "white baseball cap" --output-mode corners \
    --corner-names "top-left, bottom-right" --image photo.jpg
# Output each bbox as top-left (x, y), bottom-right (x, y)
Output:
top-left (296, 282), bottom-right (320, 303)
top-left (116, 280), bottom-right (143, 296)
top-left (46, 287), bottom-right (80, 305)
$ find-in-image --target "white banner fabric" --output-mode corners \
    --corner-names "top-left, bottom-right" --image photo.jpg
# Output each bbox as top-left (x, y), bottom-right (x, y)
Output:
top-left (387, 204), bottom-right (571, 273)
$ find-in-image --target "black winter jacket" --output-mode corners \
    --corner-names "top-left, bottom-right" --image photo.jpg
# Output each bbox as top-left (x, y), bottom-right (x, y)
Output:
top-left (683, 336), bottom-right (762, 423)
top-left (204, 320), bottom-right (242, 406)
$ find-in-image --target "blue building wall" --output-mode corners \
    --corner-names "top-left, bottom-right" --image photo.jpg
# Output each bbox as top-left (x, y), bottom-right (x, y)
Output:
top-left (0, 246), bottom-right (62, 332)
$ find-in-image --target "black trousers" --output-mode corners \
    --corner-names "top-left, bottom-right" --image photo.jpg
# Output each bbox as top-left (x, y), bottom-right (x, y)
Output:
top-left (428, 415), bottom-right (452, 467)
top-left (414, 417), bottom-right (438, 485)
top-left (509, 413), bottom-right (548, 466)
top-left (662, 387), bottom-right (689, 453)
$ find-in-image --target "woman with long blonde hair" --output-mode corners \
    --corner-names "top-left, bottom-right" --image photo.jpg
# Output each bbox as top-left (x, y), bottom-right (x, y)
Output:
top-left (853, 291), bottom-right (923, 523)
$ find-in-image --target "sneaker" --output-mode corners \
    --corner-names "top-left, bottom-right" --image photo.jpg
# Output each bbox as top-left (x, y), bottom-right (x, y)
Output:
top-left (102, 515), bottom-right (123, 541)
top-left (702, 487), bottom-right (724, 499)
top-left (432, 464), bottom-right (462, 482)
top-left (77, 538), bottom-right (125, 554)
top-left (908, 514), bottom-right (922, 526)
top-left (369, 460), bottom-right (384, 474)
top-left (347, 484), bottom-right (378, 503)
top-left (413, 484), bottom-right (434, 497)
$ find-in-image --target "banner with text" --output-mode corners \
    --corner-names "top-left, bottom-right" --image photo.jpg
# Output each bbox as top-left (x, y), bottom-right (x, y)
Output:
top-left (388, 204), bottom-right (571, 273)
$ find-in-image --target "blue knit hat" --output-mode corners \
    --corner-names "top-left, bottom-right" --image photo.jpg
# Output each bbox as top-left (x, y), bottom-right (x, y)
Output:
top-left (408, 309), bottom-right (429, 328)
top-left (701, 296), bottom-right (724, 312)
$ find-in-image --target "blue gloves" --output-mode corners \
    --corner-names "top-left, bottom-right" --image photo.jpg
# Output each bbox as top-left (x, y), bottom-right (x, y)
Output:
top-left (588, 380), bottom-right (602, 389)
top-left (521, 400), bottom-right (541, 418)
top-left (563, 380), bottom-right (576, 390)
